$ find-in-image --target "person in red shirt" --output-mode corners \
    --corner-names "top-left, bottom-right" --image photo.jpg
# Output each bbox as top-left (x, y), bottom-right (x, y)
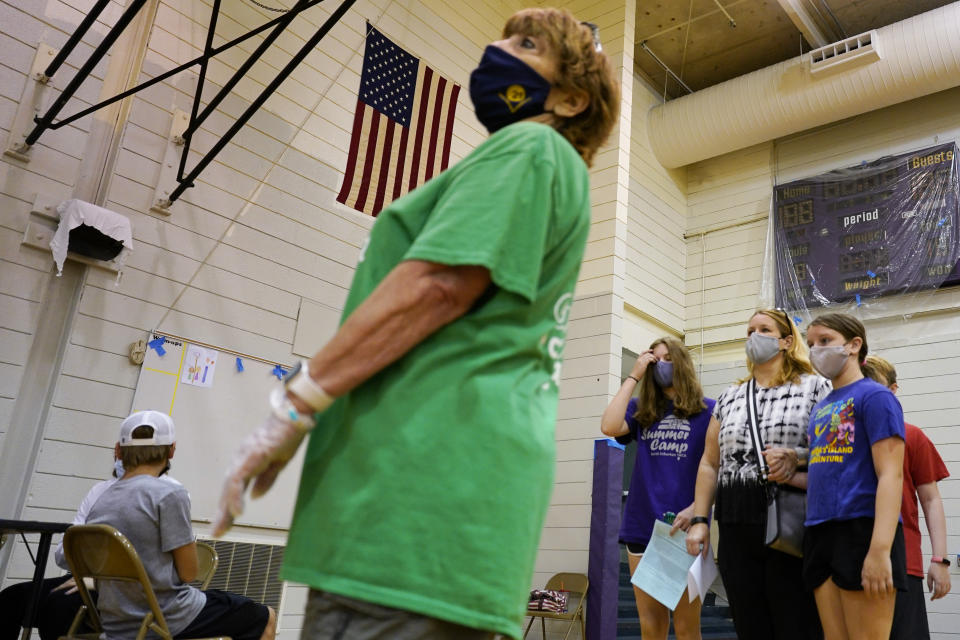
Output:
top-left (862, 355), bottom-right (951, 640)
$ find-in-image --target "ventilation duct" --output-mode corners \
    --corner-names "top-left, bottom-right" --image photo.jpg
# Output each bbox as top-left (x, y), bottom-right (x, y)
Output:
top-left (648, 3), bottom-right (960, 169)
top-left (809, 30), bottom-right (880, 74)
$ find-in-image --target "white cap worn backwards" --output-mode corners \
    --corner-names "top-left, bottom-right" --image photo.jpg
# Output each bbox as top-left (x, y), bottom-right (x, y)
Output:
top-left (118, 410), bottom-right (176, 446)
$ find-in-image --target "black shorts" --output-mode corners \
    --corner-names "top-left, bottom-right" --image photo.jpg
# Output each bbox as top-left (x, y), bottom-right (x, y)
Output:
top-left (625, 542), bottom-right (647, 555)
top-left (175, 589), bottom-right (269, 640)
top-left (890, 575), bottom-right (930, 640)
top-left (802, 517), bottom-right (907, 592)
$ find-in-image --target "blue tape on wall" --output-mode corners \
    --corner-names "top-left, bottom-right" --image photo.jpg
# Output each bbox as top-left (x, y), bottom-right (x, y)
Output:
top-left (148, 336), bottom-right (166, 357)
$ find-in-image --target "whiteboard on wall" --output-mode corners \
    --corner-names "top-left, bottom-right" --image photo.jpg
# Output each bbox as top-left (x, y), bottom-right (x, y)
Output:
top-left (130, 332), bottom-right (303, 530)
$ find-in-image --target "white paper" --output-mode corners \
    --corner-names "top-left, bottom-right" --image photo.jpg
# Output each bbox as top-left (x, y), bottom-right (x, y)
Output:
top-left (687, 541), bottom-right (719, 603)
top-left (52, 199), bottom-right (133, 275)
top-left (630, 520), bottom-right (697, 610)
top-left (181, 345), bottom-right (218, 387)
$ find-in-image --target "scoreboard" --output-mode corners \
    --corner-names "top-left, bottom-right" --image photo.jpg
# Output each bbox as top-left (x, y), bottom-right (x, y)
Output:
top-left (773, 143), bottom-right (960, 309)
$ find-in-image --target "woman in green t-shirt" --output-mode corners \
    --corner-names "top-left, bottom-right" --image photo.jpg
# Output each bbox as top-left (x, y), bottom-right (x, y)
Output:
top-left (214, 8), bottom-right (622, 640)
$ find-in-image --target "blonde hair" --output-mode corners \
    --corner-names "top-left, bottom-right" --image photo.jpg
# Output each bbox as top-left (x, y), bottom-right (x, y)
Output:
top-left (503, 8), bottom-right (620, 167)
top-left (740, 309), bottom-right (814, 387)
top-left (862, 354), bottom-right (896, 387)
top-left (633, 336), bottom-right (707, 431)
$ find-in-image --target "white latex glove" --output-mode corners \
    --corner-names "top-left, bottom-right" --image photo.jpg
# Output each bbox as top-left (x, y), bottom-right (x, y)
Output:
top-left (213, 397), bottom-right (309, 537)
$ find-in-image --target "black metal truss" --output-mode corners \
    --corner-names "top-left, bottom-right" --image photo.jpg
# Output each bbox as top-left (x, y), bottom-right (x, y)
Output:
top-left (24, 0), bottom-right (357, 205)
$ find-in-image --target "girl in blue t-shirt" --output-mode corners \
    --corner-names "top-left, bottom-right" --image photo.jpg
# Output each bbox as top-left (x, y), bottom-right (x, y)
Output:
top-left (804, 313), bottom-right (906, 640)
top-left (601, 336), bottom-right (713, 640)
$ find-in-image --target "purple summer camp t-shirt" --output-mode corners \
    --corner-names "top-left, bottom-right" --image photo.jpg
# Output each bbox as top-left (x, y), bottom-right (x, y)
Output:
top-left (617, 397), bottom-right (715, 545)
top-left (806, 377), bottom-right (904, 526)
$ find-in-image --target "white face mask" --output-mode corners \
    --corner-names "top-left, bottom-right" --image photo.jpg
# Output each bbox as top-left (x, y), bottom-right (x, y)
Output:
top-left (745, 332), bottom-right (781, 364)
top-left (113, 458), bottom-right (125, 479)
top-left (810, 345), bottom-right (851, 379)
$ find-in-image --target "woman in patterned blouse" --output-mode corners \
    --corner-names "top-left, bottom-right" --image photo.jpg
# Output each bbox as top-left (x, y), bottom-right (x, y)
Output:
top-left (683, 309), bottom-right (831, 640)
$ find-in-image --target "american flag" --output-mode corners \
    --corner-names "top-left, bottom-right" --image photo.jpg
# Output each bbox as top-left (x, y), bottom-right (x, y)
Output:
top-left (336, 25), bottom-right (461, 216)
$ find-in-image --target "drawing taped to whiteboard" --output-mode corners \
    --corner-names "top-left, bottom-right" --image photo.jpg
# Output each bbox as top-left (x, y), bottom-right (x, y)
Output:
top-left (134, 332), bottom-right (301, 529)
top-left (181, 344), bottom-right (218, 387)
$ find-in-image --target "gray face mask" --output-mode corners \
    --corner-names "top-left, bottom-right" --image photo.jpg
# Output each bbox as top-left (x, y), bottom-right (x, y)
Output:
top-left (745, 332), bottom-right (781, 364)
top-left (810, 345), bottom-right (850, 379)
top-left (653, 360), bottom-right (674, 388)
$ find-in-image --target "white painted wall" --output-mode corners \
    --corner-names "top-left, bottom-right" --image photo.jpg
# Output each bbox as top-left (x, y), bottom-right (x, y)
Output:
top-left (0, 0), bottom-right (122, 459)
top-left (0, 0), bottom-right (515, 637)
top-left (11, 1), bottom-right (957, 638)
top-left (534, 0), bottom-right (635, 593)
top-left (683, 87), bottom-right (960, 638)
top-left (2, 1), bottom-right (644, 638)
top-left (625, 76), bottom-right (685, 334)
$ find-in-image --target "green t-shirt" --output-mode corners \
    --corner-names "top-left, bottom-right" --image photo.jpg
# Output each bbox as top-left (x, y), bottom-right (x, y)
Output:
top-left (281, 121), bottom-right (591, 638)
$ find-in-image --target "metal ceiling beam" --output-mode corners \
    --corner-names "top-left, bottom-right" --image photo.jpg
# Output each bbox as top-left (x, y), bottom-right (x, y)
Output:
top-left (636, 0), bottom-right (750, 43)
top-left (776, 0), bottom-right (844, 47)
top-left (21, 0), bottom-right (355, 206)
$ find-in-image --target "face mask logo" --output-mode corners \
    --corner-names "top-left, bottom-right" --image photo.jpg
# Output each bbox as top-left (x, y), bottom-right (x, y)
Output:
top-left (470, 46), bottom-right (552, 133)
top-left (500, 85), bottom-right (531, 113)
top-left (745, 332), bottom-right (781, 364)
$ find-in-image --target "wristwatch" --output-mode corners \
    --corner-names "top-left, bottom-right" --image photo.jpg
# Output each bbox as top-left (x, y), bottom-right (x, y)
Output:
top-left (283, 359), bottom-right (334, 413)
top-left (793, 447), bottom-right (809, 468)
top-left (269, 387), bottom-right (316, 431)
top-left (931, 556), bottom-right (951, 566)
top-left (689, 516), bottom-right (710, 526)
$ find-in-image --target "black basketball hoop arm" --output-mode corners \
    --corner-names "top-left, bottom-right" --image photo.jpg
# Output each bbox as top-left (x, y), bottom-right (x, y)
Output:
top-left (22, 0), bottom-right (357, 205)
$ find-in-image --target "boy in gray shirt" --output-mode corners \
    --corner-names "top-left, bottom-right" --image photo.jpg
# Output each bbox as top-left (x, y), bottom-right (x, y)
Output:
top-left (86, 411), bottom-right (275, 640)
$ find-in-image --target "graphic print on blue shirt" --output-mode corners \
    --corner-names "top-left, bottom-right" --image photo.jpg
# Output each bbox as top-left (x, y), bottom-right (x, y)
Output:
top-left (806, 378), bottom-right (904, 526)
top-left (617, 397), bottom-right (715, 545)
top-left (810, 396), bottom-right (856, 463)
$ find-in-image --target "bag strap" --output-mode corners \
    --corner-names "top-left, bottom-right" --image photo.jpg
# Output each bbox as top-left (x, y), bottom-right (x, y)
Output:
top-left (746, 379), bottom-right (770, 481)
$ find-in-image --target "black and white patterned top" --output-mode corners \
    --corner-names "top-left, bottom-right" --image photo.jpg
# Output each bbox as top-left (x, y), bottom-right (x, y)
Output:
top-left (714, 373), bottom-right (831, 487)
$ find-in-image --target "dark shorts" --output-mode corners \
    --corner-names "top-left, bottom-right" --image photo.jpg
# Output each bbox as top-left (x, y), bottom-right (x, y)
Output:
top-left (802, 517), bottom-right (907, 592)
top-left (625, 542), bottom-right (647, 555)
top-left (302, 590), bottom-right (495, 640)
top-left (175, 589), bottom-right (269, 640)
top-left (890, 575), bottom-right (930, 640)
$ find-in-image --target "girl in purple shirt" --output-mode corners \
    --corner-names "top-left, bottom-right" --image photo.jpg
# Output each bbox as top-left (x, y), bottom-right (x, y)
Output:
top-left (601, 336), bottom-right (713, 640)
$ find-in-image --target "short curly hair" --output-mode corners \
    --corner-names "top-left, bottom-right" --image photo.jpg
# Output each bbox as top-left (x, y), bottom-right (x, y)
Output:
top-left (503, 8), bottom-right (620, 167)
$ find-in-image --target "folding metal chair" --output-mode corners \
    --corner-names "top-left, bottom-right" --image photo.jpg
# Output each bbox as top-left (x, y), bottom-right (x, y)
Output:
top-left (195, 541), bottom-right (219, 591)
top-left (59, 524), bottom-right (229, 640)
top-left (523, 572), bottom-right (588, 640)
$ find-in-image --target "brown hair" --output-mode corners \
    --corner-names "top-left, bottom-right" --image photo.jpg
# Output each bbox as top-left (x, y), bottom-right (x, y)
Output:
top-left (633, 336), bottom-right (707, 431)
top-left (119, 425), bottom-right (172, 469)
top-left (807, 312), bottom-right (868, 369)
top-left (503, 8), bottom-right (620, 167)
top-left (740, 309), bottom-right (815, 387)
top-left (862, 354), bottom-right (896, 386)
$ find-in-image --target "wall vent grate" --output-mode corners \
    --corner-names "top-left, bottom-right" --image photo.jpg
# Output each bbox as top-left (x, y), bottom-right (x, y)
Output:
top-left (193, 539), bottom-right (285, 610)
top-left (810, 30), bottom-right (881, 73)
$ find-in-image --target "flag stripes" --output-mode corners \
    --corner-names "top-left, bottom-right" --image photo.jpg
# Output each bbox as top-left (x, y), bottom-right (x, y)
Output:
top-left (336, 27), bottom-right (461, 217)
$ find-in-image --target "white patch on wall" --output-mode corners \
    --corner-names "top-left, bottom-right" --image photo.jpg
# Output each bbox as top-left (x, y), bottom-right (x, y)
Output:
top-left (292, 298), bottom-right (342, 358)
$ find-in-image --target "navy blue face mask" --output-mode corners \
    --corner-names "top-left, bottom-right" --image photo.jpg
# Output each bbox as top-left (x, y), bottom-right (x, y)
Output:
top-left (469, 45), bottom-right (553, 134)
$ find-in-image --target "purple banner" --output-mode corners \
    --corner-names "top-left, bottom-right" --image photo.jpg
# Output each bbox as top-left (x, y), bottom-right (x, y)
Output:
top-left (587, 438), bottom-right (624, 640)
top-left (774, 143), bottom-right (960, 309)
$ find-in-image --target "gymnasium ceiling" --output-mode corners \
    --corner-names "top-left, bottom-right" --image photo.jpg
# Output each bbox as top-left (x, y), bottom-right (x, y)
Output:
top-left (634, 0), bottom-right (957, 100)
